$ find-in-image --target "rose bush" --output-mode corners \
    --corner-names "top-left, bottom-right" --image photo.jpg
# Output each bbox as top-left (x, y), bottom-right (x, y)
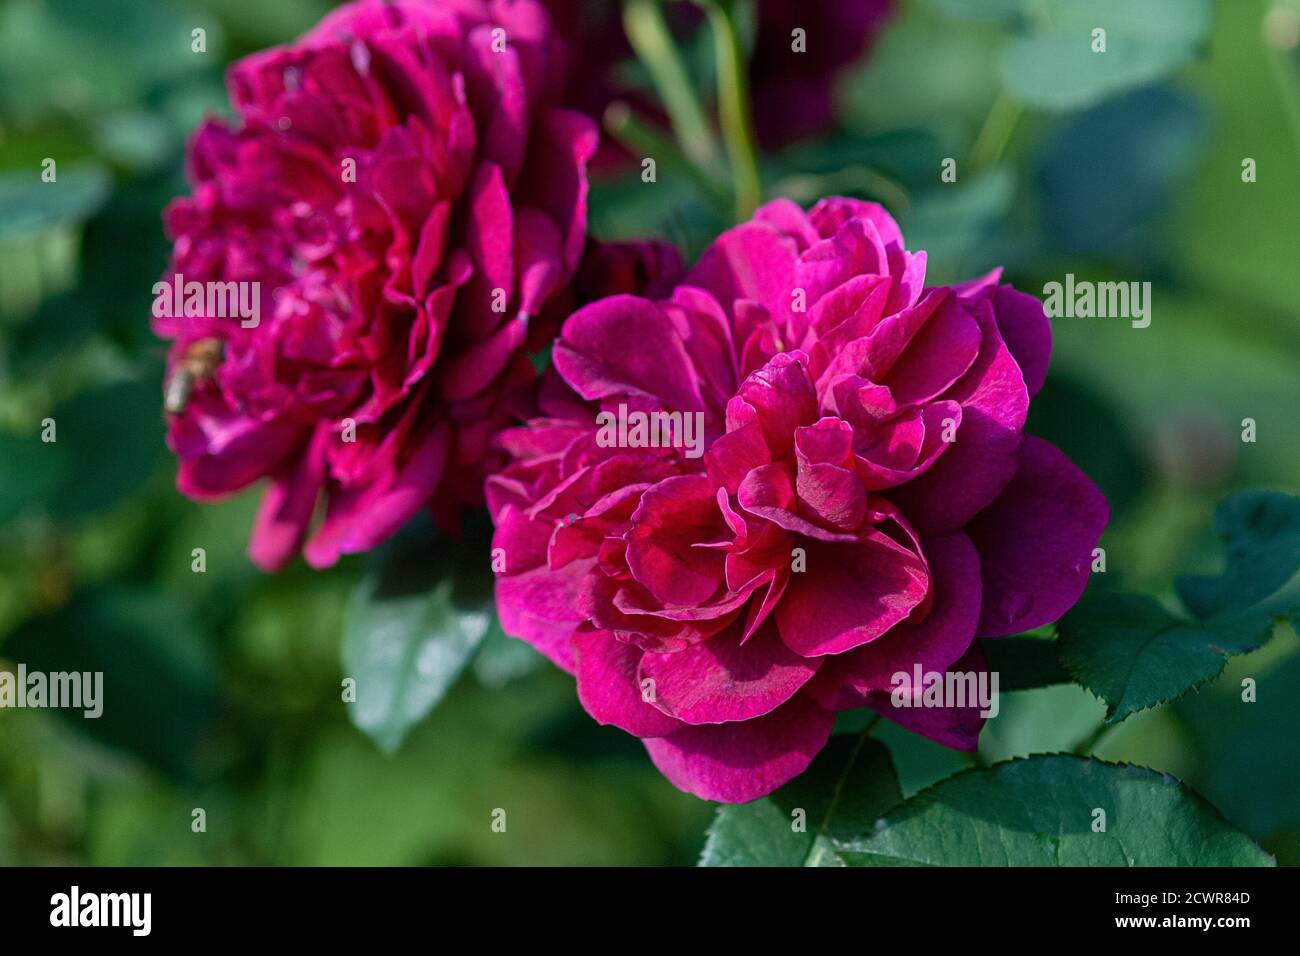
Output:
top-left (156, 0), bottom-right (596, 569)
top-left (488, 197), bottom-right (1108, 802)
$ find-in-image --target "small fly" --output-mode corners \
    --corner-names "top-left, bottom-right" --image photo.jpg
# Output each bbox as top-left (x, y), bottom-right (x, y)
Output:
top-left (163, 337), bottom-right (224, 415)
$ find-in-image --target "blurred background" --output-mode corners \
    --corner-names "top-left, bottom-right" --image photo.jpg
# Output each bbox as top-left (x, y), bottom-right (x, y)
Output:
top-left (0, 0), bottom-right (1297, 865)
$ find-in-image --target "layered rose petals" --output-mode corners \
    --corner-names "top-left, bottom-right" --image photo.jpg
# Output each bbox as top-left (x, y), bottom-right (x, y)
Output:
top-left (489, 196), bottom-right (1109, 802)
top-left (157, 0), bottom-right (599, 569)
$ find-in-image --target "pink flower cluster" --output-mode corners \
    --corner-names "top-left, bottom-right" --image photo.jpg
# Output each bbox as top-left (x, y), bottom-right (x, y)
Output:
top-left (488, 199), bottom-right (1107, 802)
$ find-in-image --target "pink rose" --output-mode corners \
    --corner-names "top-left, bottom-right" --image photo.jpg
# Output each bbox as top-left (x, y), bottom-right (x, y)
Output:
top-left (157, 0), bottom-right (596, 569)
top-left (488, 197), bottom-right (1108, 802)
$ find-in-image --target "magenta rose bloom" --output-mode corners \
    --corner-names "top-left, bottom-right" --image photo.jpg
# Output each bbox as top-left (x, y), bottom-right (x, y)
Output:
top-left (488, 197), bottom-right (1108, 803)
top-left (156, 0), bottom-right (596, 569)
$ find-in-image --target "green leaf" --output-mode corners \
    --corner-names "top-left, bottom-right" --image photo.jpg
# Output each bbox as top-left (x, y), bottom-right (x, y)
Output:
top-left (1057, 592), bottom-right (1262, 723)
top-left (1, 588), bottom-right (222, 783)
top-left (982, 634), bottom-right (1070, 691)
top-left (1177, 652), bottom-right (1300, 841)
top-left (471, 618), bottom-right (542, 689)
top-left (1176, 491), bottom-right (1300, 622)
top-left (840, 0), bottom-right (1005, 133)
top-left (1059, 492), bottom-right (1300, 722)
top-left (1036, 88), bottom-right (1208, 265)
top-left (0, 163), bottom-right (110, 239)
top-left (0, 0), bottom-right (223, 122)
top-left (342, 519), bottom-right (495, 754)
top-left (839, 755), bottom-right (1274, 866)
top-left (52, 376), bottom-right (167, 518)
top-left (700, 733), bottom-right (901, 866)
top-left (999, 0), bottom-right (1213, 111)
top-left (0, 429), bottom-right (69, 524)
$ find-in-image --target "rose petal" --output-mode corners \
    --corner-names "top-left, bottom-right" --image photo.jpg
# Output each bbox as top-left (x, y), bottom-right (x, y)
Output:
top-left (639, 619), bottom-right (820, 724)
top-left (574, 629), bottom-right (685, 737)
top-left (807, 531), bottom-right (981, 708)
top-left (967, 436), bottom-right (1109, 637)
top-left (776, 532), bottom-right (930, 656)
top-left (866, 644), bottom-right (991, 751)
top-left (248, 425), bottom-right (330, 571)
top-left (642, 694), bottom-right (834, 803)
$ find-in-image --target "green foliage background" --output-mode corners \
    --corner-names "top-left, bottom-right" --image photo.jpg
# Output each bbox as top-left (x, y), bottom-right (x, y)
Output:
top-left (0, 0), bottom-right (1297, 865)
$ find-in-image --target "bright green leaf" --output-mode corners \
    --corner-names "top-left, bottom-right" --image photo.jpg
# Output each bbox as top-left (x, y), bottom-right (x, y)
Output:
top-left (840, 755), bottom-right (1274, 866)
top-left (700, 733), bottom-right (901, 866)
top-left (0, 163), bottom-right (110, 239)
top-left (342, 521), bottom-right (495, 754)
top-left (1000, 0), bottom-right (1213, 111)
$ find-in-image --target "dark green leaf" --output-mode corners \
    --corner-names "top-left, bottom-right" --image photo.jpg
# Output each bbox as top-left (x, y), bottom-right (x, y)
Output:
top-left (0, 429), bottom-right (69, 523)
top-left (1059, 492), bottom-right (1300, 722)
top-left (1176, 491), bottom-right (1300, 622)
top-left (766, 129), bottom-right (948, 197)
top-left (1, 589), bottom-right (223, 782)
top-left (700, 733), bottom-right (901, 866)
top-left (902, 169), bottom-right (1015, 283)
top-left (1178, 653), bottom-right (1300, 841)
top-left (52, 376), bottom-right (166, 517)
top-left (840, 755), bottom-right (1274, 866)
top-left (342, 519), bottom-right (496, 753)
top-left (931, 0), bottom-right (1024, 23)
top-left (1057, 592), bottom-right (1262, 723)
